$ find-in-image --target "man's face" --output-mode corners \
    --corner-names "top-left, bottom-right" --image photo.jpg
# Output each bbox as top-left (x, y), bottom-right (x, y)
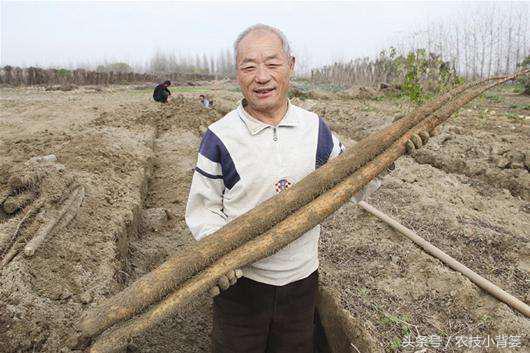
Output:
top-left (236, 30), bottom-right (294, 114)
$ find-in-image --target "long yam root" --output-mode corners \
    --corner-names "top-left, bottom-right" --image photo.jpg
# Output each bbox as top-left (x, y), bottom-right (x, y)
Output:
top-left (24, 185), bottom-right (84, 257)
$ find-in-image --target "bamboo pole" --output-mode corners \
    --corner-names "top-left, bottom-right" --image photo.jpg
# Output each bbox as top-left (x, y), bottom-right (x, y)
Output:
top-left (77, 77), bottom-right (504, 342)
top-left (358, 201), bottom-right (530, 318)
top-left (84, 74), bottom-right (519, 353)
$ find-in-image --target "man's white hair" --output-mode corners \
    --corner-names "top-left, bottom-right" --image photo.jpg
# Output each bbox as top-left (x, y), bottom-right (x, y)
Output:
top-left (233, 24), bottom-right (292, 63)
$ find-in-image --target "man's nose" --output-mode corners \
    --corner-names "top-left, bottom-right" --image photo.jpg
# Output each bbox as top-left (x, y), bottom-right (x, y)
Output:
top-left (254, 65), bottom-right (271, 84)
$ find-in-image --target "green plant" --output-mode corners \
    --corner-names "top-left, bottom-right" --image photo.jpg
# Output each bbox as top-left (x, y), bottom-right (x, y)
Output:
top-left (509, 103), bottom-right (530, 110)
top-left (516, 55), bottom-right (530, 95)
top-left (505, 112), bottom-right (522, 121)
top-left (513, 82), bottom-right (525, 94)
top-left (480, 314), bottom-right (493, 324)
top-left (390, 337), bottom-right (402, 351)
top-left (478, 109), bottom-right (489, 119)
top-left (56, 68), bottom-right (72, 77)
top-left (310, 47), bottom-right (460, 100)
top-left (356, 287), bottom-right (370, 297)
top-left (381, 313), bottom-right (416, 339)
top-left (401, 51), bottom-right (426, 104)
top-left (484, 93), bottom-right (503, 103)
top-left (398, 49), bottom-right (457, 104)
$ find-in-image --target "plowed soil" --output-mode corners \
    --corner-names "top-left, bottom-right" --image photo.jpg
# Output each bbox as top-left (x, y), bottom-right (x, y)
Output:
top-left (0, 83), bottom-right (528, 353)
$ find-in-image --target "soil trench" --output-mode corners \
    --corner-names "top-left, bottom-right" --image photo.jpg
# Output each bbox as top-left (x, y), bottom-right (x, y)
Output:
top-left (123, 116), bottom-right (213, 352)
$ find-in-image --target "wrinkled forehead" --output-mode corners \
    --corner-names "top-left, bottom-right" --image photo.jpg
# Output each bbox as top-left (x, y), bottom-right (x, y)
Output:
top-left (236, 30), bottom-right (287, 63)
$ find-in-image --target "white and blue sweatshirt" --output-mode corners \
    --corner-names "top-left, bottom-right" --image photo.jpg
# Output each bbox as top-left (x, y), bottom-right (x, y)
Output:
top-left (185, 100), bottom-right (378, 286)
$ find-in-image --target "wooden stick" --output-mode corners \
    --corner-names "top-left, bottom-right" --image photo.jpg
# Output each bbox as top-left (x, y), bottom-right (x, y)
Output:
top-left (358, 201), bottom-right (530, 318)
top-left (85, 75), bottom-right (518, 353)
top-left (78, 76), bottom-right (504, 342)
top-left (24, 186), bottom-right (84, 257)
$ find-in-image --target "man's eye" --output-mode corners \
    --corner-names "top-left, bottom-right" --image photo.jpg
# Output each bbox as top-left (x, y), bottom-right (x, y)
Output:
top-left (242, 66), bottom-right (255, 71)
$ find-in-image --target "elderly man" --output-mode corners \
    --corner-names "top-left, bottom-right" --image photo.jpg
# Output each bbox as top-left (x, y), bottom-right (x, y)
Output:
top-left (185, 24), bottom-right (379, 353)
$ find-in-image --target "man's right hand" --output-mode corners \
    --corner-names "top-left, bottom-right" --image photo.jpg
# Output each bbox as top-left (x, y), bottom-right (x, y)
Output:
top-left (208, 269), bottom-right (243, 297)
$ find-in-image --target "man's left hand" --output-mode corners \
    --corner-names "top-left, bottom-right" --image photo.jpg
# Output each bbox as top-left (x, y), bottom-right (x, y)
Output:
top-left (208, 269), bottom-right (243, 297)
top-left (405, 131), bottom-right (430, 154)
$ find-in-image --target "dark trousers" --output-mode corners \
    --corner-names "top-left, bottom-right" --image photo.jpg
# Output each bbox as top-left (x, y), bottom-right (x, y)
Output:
top-left (212, 270), bottom-right (318, 353)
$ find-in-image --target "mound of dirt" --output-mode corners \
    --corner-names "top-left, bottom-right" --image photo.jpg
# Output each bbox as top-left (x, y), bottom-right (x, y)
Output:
top-left (412, 123), bottom-right (530, 200)
top-left (91, 96), bottom-right (223, 136)
top-left (0, 126), bottom-right (155, 352)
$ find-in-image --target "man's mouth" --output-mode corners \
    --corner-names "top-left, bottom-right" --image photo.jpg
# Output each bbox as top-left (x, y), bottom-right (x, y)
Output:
top-left (253, 87), bottom-right (276, 98)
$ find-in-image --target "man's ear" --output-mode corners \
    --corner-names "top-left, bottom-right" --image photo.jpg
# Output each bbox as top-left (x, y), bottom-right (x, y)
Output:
top-left (289, 56), bottom-right (296, 73)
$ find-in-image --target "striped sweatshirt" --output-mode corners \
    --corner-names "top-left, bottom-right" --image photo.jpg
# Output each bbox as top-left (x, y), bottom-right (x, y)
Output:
top-left (185, 100), bottom-right (379, 286)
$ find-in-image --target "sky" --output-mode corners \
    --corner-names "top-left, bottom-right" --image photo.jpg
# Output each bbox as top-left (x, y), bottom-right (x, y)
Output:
top-left (0, 1), bottom-right (495, 70)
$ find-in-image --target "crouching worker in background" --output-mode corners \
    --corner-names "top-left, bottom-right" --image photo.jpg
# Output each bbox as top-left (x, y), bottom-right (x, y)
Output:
top-left (185, 24), bottom-right (381, 353)
top-left (153, 80), bottom-right (172, 103)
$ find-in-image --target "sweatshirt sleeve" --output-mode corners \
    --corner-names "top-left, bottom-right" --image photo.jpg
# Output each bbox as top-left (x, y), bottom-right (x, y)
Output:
top-left (185, 129), bottom-right (239, 241)
top-left (316, 117), bottom-right (345, 168)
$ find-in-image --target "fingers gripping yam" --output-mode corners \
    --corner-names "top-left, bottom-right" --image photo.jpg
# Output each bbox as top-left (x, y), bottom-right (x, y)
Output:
top-left (209, 286), bottom-right (220, 297)
top-left (218, 275), bottom-right (230, 291)
top-left (226, 271), bottom-right (237, 285)
top-left (410, 134), bottom-right (423, 149)
top-left (419, 131), bottom-right (430, 144)
top-left (405, 140), bottom-right (415, 154)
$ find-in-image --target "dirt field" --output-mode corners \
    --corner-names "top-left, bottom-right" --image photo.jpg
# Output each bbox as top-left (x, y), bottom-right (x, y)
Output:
top-left (0, 83), bottom-right (528, 353)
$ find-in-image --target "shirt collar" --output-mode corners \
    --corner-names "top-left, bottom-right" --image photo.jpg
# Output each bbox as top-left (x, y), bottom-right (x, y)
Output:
top-left (237, 99), bottom-right (299, 135)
